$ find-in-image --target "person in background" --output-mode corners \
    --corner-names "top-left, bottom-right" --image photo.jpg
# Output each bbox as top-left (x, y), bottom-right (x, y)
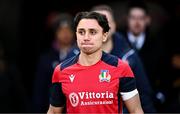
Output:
top-left (91, 4), bottom-right (156, 112)
top-left (123, 1), bottom-right (169, 111)
top-left (32, 13), bottom-right (79, 113)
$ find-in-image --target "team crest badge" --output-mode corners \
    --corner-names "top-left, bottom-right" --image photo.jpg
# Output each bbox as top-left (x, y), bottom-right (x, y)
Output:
top-left (99, 70), bottom-right (111, 82)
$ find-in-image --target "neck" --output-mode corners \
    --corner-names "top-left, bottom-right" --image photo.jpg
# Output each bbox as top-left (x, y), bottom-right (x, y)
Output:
top-left (102, 37), bottom-right (113, 53)
top-left (129, 31), bottom-right (142, 37)
top-left (78, 49), bottom-right (102, 66)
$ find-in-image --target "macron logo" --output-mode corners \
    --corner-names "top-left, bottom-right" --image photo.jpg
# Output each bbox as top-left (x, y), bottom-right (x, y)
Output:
top-left (69, 74), bottom-right (75, 82)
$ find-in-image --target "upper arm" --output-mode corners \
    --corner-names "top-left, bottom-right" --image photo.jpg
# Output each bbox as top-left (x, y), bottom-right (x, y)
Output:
top-left (47, 104), bottom-right (64, 114)
top-left (123, 52), bottom-right (156, 112)
top-left (49, 65), bottom-right (66, 111)
top-left (119, 61), bottom-right (143, 113)
top-left (119, 60), bottom-right (137, 100)
top-left (123, 94), bottom-right (144, 114)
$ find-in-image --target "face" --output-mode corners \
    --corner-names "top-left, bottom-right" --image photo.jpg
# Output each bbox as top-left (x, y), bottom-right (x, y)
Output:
top-left (76, 19), bottom-right (108, 54)
top-left (128, 8), bottom-right (149, 35)
top-left (56, 26), bottom-right (74, 45)
top-left (95, 10), bottom-right (116, 39)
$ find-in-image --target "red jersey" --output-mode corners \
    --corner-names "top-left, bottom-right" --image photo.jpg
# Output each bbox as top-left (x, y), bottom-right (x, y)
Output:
top-left (50, 52), bottom-right (138, 113)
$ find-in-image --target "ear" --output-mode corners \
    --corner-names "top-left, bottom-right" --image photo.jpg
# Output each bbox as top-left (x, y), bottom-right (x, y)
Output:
top-left (102, 32), bottom-right (108, 42)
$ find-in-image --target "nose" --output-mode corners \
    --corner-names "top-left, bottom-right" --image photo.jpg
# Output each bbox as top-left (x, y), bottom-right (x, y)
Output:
top-left (84, 33), bottom-right (90, 41)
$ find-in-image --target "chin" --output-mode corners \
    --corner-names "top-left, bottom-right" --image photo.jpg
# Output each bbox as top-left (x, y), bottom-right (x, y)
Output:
top-left (81, 48), bottom-right (101, 55)
top-left (81, 49), bottom-right (94, 55)
top-left (133, 31), bottom-right (141, 36)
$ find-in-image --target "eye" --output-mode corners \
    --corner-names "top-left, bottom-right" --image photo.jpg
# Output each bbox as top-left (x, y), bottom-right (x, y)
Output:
top-left (90, 30), bottom-right (97, 35)
top-left (78, 30), bottom-right (85, 35)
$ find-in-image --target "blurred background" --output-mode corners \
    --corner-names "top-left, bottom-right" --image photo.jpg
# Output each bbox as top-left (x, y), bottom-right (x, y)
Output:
top-left (0, 0), bottom-right (179, 113)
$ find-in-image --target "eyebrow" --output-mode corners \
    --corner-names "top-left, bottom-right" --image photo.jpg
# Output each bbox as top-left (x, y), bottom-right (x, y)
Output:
top-left (77, 28), bottom-right (85, 31)
top-left (77, 28), bottom-right (98, 31)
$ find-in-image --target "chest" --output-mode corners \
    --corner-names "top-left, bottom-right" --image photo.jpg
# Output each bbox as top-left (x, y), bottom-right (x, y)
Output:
top-left (61, 66), bottom-right (121, 109)
top-left (63, 66), bottom-right (120, 92)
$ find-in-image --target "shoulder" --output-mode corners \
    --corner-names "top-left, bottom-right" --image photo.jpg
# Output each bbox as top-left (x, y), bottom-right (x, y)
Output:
top-left (102, 51), bottom-right (131, 68)
top-left (60, 54), bottom-right (79, 71)
top-left (51, 54), bottom-right (78, 83)
top-left (52, 65), bottom-right (61, 83)
top-left (117, 59), bottom-right (130, 69)
top-left (101, 52), bottom-right (119, 67)
top-left (102, 51), bottom-right (132, 67)
top-left (117, 59), bottom-right (134, 78)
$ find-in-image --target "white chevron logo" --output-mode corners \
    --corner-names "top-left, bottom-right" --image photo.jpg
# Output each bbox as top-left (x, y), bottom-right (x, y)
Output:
top-left (69, 74), bottom-right (75, 82)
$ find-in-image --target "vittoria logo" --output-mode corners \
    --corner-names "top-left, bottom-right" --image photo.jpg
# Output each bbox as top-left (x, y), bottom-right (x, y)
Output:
top-left (69, 91), bottom-right (114, 107)
top-left (99, 70), bottom-right (111, 82)
top-left (69, 92), bottom-right (79, 107)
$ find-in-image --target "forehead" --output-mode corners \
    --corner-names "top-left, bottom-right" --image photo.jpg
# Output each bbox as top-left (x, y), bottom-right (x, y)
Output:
top-left (129, 8), bottom-right (146, 16)
top-left (77, 19), bottom-right (102, 30)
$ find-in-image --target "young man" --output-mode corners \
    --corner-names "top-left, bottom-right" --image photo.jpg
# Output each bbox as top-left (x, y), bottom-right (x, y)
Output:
top-left (91, 5), bottom-right (156, 112)
top-left (47, 11), bottom-right (143, 113)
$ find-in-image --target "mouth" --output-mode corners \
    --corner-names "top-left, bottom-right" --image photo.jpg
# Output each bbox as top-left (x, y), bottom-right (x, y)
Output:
top-left (81, 43), bottom-right (93, 46)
